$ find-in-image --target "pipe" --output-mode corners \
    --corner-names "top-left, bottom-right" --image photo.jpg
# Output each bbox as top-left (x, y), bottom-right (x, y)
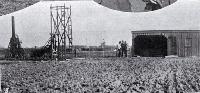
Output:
top-left (11, 16), bottom-right (15, 38)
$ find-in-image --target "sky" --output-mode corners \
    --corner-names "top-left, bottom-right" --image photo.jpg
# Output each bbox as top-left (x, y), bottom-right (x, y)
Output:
top-left (0, 0), bottom-right (200, 48)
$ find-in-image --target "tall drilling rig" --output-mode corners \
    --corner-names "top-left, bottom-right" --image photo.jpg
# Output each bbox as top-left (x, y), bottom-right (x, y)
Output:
top-left (44, 4), bottom-right (73, 60)
top-left (6, 16), bottom-right (24, 59)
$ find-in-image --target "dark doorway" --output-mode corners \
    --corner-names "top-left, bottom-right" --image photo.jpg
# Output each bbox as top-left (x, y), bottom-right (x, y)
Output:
top-left (134, 35), bottom-right (167, 57)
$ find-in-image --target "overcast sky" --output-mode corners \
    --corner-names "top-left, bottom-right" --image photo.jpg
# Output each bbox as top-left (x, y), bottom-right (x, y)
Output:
top-left (0, 0), bottom-right (200, 48)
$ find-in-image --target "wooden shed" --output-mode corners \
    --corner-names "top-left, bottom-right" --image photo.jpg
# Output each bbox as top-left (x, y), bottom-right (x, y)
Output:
top-left (131, 30), bottom-right (200, 57)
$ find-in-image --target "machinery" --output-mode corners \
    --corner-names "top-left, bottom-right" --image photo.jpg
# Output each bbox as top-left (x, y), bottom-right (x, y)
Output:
top-left (5, 16), bottom-right (25, 59)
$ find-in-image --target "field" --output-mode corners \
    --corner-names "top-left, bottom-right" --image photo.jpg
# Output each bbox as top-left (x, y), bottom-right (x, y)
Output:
top-left (1, 57), bottom-right (200, 93)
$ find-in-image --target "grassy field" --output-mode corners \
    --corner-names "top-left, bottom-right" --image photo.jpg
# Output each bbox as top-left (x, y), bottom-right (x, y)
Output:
top-left (1, 57), bottom-right (200, 92)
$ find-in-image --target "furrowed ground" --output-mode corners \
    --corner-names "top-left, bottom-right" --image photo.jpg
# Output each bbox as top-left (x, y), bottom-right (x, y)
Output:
top-left (1, 57), bottom-right (200, 93)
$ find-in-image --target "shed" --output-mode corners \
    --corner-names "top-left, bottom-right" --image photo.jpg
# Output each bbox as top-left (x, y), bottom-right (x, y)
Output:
top-left (131, 30), bottom-right (200, 57)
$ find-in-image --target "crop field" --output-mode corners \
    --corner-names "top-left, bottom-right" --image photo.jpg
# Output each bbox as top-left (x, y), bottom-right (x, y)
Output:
top-left (1, 57), bottom-right (200, 93)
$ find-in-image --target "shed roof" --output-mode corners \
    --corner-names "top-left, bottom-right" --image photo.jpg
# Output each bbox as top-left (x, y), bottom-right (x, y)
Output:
top-left (132, 30), bottom-right (200, 33)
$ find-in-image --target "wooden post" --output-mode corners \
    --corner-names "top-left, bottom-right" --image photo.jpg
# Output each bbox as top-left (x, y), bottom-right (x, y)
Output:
top-left (131, 35), bottom-right (135, 57)
top-left (0, 65), bottom-right (2, 92)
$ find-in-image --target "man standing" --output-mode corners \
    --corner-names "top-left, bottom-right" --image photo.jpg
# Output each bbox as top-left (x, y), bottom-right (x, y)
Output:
top-left (121, 40), bottom-right (125, 57)
top-left (117, 41), bottom-right (122, 57)
top-left (121, 41), bottom-right (128, 57)
top-left (124, 41), bottom-right (128, 57)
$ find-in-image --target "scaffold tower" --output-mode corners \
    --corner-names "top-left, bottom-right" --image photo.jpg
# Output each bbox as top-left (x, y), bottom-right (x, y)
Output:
top-left (45, 4), bottom-right (72, 60)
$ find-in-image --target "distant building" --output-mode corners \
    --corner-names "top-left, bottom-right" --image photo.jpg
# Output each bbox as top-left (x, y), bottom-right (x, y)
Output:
top-left (131, 30), bottom-right (200, 57)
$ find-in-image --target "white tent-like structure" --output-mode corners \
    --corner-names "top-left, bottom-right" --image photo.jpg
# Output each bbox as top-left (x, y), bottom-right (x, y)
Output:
top-left (0, 0), bottom-right (199, 48)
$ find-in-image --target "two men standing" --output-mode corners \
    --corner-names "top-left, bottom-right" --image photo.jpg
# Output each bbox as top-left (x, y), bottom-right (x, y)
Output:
top-left (116, 40), bottom-right (128, 57)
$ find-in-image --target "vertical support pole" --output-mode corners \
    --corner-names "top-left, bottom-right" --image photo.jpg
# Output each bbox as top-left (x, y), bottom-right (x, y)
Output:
top-left (56, 6), bottom-right (60, 60)
top-left (131, 36), bottom-right (134, 57)
top-left (12, 16), bottom-right (15, 38)
top-left (50, 5), bottom-right (53, 59)
top-left (70, 6), bottom-right (73, 50)
top-left (63, 4), bottom-right (66, 59)
top-left (131, 34), bottom-right (135, 57)
top-left (0, 65), bottom-right (1, 92)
